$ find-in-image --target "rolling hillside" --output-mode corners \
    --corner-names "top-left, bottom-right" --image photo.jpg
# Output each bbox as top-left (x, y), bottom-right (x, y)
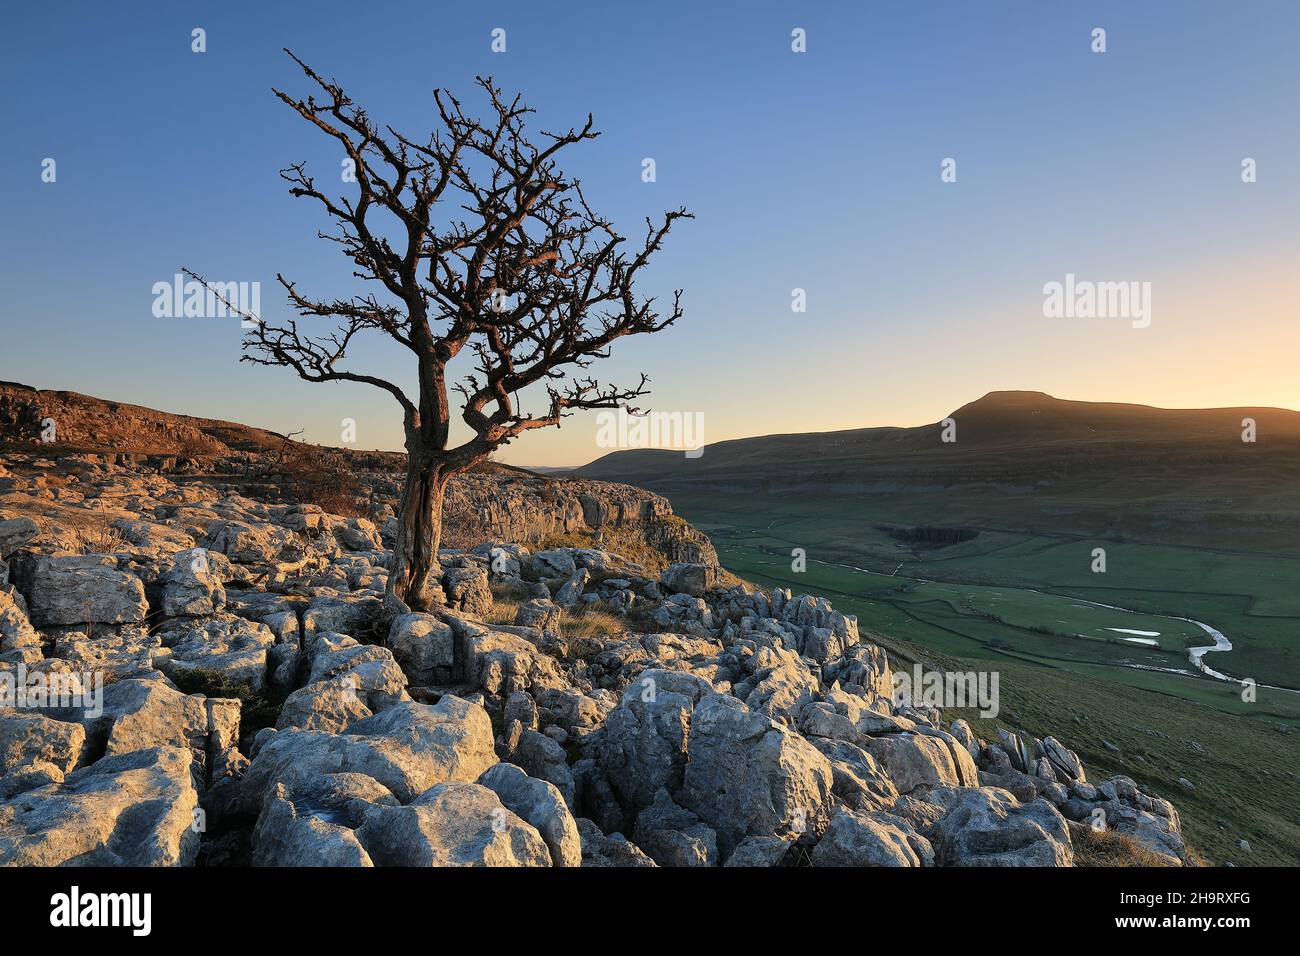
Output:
top-left (576, 391), bottom-right (1300, 554)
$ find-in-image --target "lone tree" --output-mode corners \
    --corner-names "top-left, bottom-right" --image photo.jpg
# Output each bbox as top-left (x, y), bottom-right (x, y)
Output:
top-left (236, 51), bottom-right (689, 610)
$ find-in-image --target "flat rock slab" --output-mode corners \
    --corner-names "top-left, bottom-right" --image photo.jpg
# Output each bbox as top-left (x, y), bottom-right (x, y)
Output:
top-left (0, 745), bottom-right (200, 866)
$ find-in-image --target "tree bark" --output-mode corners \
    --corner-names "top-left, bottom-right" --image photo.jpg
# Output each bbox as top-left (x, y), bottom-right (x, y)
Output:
top-left (388, 447), bottom-right (447, 611)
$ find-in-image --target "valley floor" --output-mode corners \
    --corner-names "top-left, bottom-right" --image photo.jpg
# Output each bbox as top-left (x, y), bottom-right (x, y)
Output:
top-left (668, 490), bottom-right (1300, 866)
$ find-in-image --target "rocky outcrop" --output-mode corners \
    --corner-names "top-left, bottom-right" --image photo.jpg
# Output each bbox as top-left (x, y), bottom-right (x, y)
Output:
top-left (0, 428), bottom-right (1190, 869)
top-left (926, 787), bottom-right (1074, 867)
top-left (239, 697), bottom-right (496, 811)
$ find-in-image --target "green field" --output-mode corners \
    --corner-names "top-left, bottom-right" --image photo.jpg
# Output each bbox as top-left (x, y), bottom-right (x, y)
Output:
top-left (667, 489), bottom-right (1300, 866)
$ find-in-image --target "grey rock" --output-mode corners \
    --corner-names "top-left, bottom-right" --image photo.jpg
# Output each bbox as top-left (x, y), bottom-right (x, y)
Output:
top-left (864, 732), bottom-right (979, 794)
top-left (355, 781), bottom-right (551, 866)
top-left (596, 669), bottom-right (716, 814)
top-left (0, 746), bottom-right (200, 866)
top-left (251, 782), bottom-right (374, 866)
top-left (240, 696), bottom-right (496, 810)
top-left (679, 693), bottom-right (834, 857)
top-left (929, 787), bottom-right (1074, 867)
top-left (514, 599), bottom-right (560, 631)
top-left (0, 516), bottom-right (40, 558)
top-left (301, 592), bottom-right (384, 640)
top-left (157, 614), bottom-right (275, 693)
top-left (478, 762), bottom-right (581, 867)
top-left (26, 555), bottom-right (148, 626)
top-left (553, 569), bottom-right (590, 610)
top-left (811, 808), bottom-right (933, 867)
top-left (575, 817), bottom-right (657, 867)
top-left (512, 729), bottom-right (576, 807)
top-left (277, 678), bottom-right (374, 734)
top-left (442, 565), bottom-right (492, 616)
top-left (305, 633), bottom-right (408, 711)
top-left (161, 547), bottom-right (227, 617)
top-left (724, 834), bottom-right (797, 867)
top-left (632, 787), bottom-right (719, 868)
top-left (659, 563), bottom-right (720, 598)
top-left (531, 549), bottom-right (577, 578)
top-left (386, 612), bottom-right (455, 685)
top-left (0, 710), bottom-right (85, 777)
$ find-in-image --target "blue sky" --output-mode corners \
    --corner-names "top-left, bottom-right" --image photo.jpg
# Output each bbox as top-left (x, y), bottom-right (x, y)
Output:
top-left (2, 1), bottom-right (1297, 464)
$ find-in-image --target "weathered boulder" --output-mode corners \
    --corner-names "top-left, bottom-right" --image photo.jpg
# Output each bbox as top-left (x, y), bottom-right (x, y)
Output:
top-left (679, 693), bottom-right (834, 856)
top-left (724, 834), bottom-right (797, 867)
top-left (457, 621), bottom-right (567, 697)
top-left (811, 738), bottom-right (900, 812)
top-left (535, 687), bottom-right (612, 739)
top-left (596, 670), bottom-right (716, 815)
top-left (204, 519), bottom-right (299, 564)
top-left (332, 517), bottom-right (381, 552)
top-left (161, 547), bottom-right (227, 617)
top-left (737, 643), bottom-right (819, 726)
top-left (510, 729), bottom-right (576, 807)
top-left (632, 787), bottom-right (718, 867)
top-left (240, 696), bottom-right (495, 810)
top-left (442, 565), bottom-right (492, 616)
top-left (276, 679), bottom-right (373, 734)
top-left (1040, 736), bottom-right (1086, 783)
top-left (251, 781), bottom-right (374, 867)
top-left (0, 587), bottom-right (41, 665)
top-left (659, 563), bottom-right (720, 598)
top-left (478, 762), bottom-right (581, 867)
top-left (864, 732), bottom-right (979, 794)
top-left (514, 599), bottom-right (560, 631)
top-left (0, 710), bottom-right (85, 777)
top-left (157, 614), bottom-right (275, 693)
top-left (0, 746), bottom-right (200, 866)
top-left (552, 569), bottom-right (589, 610)
top-left (53, 678), bottom-right (241, 785)
top-left (26, 556), bottom-right (148, 626)
top-left (474, 542), bottom-right (527, 577)
top-left (811, 807), bottom-right (933, 867)
top-left (305, 634), bottom-right (408, 712)
top-left (301, 592), bottom-right (384, 640)
top-left (49, 626), bottom-right (160, 680)
top-left (928, 787), bottom-right (1074, 867)
top-left (822, 642), bottom-right (891, 699)
top-left (995, 728), bottom-right (1035, 774)
top-left (245, 765), bottom-right (400, 865)
top-left (949, 718), bottom-right (980, 760)
top-left (0, 516), bottom-right (40, 557)
top-left (354, 781), bottom-right (551, 866)
top-left (386, 612), bottom-right (455, 685)
top-left (531, 549), bottom-right (577, 578)
top-left (575, 817), bottom-right (657, 867)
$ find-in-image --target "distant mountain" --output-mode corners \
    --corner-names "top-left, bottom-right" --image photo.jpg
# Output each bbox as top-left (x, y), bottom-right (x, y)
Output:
top-left (574, 390), bottom-right (1300, 496)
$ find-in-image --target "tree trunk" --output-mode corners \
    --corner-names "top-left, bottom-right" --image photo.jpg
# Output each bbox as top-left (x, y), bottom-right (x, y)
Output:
top-left (388, 448), bottom-right (447, 611)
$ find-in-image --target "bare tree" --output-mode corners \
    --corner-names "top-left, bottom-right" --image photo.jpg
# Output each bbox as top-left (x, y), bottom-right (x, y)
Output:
top-left (241, 51), bottom-right (690, 610)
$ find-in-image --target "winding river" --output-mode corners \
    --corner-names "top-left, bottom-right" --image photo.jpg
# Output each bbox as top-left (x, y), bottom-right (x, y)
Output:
top-left (808, 553), bottom-right (1299, 693)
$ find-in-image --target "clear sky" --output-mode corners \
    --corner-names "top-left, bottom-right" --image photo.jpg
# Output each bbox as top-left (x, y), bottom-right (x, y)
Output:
top-left (3, 1), bottom-right (1297, 466)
